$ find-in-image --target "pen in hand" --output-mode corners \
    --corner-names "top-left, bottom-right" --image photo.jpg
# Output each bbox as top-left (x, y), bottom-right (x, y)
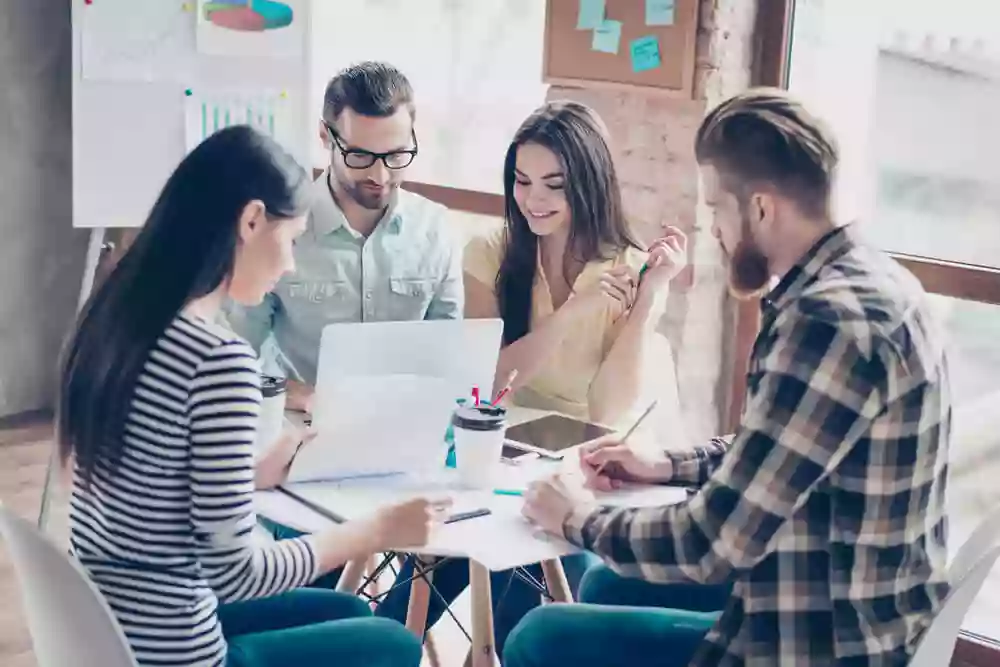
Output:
top-left (591, 399), bottom-right (658, 479)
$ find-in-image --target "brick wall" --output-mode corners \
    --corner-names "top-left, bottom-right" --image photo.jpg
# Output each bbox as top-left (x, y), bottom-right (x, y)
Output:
top-left (540, 0), bottom-right (758, 442)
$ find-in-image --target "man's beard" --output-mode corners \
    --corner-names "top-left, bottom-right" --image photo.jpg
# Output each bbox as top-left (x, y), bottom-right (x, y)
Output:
top-left (727, 215), bottom-right (772, 301)
top-left (333, 169), bottom-right (396, 211)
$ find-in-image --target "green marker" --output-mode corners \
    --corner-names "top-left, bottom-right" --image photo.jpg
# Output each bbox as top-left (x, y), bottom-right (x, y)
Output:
top-left (493, 489), bottom-right (524, 497)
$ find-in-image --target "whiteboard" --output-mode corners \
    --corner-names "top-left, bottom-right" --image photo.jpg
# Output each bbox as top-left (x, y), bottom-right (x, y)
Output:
top-left (71, 0), bottom-right (312, 229)
top-left (309, 0), bottom-right (549, 195)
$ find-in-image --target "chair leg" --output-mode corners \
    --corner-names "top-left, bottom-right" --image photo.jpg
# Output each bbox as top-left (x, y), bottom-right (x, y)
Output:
top-left (363, 553), bottom-right (381, 600)
top-left (424, 630), bottom-right (443, 667)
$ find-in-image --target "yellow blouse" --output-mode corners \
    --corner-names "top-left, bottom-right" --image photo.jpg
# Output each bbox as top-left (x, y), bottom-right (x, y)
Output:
top-left (464, 228), bottom-right (647, 424)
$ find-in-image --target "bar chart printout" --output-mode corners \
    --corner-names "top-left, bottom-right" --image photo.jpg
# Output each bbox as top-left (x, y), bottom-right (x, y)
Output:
top-left (184, 90), bottom-right (292, 153)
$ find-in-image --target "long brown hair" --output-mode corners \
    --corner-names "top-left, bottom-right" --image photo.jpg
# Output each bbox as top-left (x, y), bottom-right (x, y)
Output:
top-left (497, 100), bottom-right (640, 344)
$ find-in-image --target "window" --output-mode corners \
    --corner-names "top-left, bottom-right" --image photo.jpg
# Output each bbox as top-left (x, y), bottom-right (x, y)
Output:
top-left (308, 0), bottom-right (548, 196)
top-left (783, 0), bottom-right (1000, 657)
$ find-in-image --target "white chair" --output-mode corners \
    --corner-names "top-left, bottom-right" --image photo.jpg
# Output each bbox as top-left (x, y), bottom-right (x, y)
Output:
top-left (949, 503), bottom-right (1000, 582)
top-left (909, 542), bottom-right (1000, 666)
top-left (908, 505), bottom-right (1000, 666)
top-left (0, 504), bottom-right (137, 667)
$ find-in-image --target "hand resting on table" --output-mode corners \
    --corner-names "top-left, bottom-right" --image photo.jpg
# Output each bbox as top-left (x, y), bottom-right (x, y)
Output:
top-left (578, 435), bottom-right (674, 492)
top-left (310, 497), bottom-right (454, 576)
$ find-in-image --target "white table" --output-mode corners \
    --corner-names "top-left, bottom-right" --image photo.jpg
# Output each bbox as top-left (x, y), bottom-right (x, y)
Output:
top-left (254, 407), bottom-right (687, 666)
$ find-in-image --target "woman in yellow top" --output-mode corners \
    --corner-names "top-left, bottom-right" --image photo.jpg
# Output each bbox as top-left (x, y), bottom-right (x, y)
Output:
top-left (465, 100), bottom-right (687, 427)
top-left (382, 100), bottom-right (688, 656)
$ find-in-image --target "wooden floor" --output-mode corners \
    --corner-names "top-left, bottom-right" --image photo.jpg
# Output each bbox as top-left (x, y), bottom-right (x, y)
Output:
top-left (0, 415), bottom-right (471, 667)
top-left (0, 414), bottom-right (67, 667)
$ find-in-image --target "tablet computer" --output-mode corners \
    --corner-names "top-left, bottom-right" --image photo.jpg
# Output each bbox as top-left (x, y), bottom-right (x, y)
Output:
top-left (504, 414), bottom-right (614, 454)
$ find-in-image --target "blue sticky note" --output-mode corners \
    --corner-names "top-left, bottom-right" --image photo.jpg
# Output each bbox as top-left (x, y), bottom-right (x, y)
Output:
top-left (576, 0), bottom-right (605, 30)
top-left (630, 35), bottom-right (662, 72)
top-left (591, 19), bottom-right (622, 54)
top-left (645, 0), bottom-right (675, 26)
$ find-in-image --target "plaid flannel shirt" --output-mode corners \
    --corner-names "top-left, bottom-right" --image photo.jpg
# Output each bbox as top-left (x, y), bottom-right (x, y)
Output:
top-left (564, 224), bottom-right (952, 666)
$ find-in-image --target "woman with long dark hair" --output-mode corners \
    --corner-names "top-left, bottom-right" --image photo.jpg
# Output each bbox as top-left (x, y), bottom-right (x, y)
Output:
top-left (380, 101), bottom-right (688, 654)
top-left (466, 100), bottom-right (686, 426)
top-left (58, 125), bottom-right (433, 667)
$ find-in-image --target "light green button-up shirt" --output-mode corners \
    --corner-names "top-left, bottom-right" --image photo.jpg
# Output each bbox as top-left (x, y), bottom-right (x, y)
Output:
top-left (224, 171), bottom-right (463, 384)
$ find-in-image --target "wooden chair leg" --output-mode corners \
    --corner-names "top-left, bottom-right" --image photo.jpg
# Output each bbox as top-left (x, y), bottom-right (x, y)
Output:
top-left (335, 558), bottom-right (367, 594)
top-left (405, 556), bottom-right (434, 638)
top-left (469, 561), bottom-right (497, 666)
top-left (424, 630), bottom-right (443, 667)
top-left (540, 558), bottom-right (572, 603)
top-left (363, 553), bottom-right (381, 600)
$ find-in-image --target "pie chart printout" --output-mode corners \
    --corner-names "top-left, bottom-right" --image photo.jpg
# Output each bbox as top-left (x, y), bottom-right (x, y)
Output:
top-left (202, 0), bottom-right (294, 32)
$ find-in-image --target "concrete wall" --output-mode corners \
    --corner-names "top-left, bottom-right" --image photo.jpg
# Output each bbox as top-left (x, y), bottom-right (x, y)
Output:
top-left (0, 0), bottom-right (88, 417)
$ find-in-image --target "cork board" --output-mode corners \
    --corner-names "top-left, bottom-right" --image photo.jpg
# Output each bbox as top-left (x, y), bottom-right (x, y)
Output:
top-left (543, 0), bottom-right (699, 97)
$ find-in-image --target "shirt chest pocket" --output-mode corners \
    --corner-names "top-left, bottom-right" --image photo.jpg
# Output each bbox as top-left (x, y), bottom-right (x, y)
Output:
top-left (284, 280), bottom-right (353, 304)
top-left (387, 277), bottom-right (435, 320)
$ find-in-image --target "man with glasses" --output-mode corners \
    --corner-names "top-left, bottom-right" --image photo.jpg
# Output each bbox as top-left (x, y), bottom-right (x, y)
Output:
top-left (226, 61), bottom-right (462, 412)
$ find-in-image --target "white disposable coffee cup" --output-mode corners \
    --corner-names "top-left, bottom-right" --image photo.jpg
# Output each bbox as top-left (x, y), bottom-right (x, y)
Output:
top-left (256, 375), bottom-right (287, 451)
top-left (451, 404), bottom-right (508, 488)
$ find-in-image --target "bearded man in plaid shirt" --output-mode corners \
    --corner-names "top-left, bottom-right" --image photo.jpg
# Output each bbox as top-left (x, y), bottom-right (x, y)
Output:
top-left (503, 88), bottom-right (952, 667)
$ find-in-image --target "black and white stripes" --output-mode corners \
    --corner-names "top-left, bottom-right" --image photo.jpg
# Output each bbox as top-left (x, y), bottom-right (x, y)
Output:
top-left (70, 314), bottom-right (318, 666)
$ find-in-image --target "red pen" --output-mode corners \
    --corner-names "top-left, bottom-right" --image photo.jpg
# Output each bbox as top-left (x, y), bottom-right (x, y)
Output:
top-left (471, 386), bottom-right (480, 406)
top-left (491, 369), bottom-right (518, 406)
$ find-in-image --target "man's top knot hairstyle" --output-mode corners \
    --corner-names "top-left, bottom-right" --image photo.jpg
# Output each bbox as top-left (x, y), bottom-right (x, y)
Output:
top-left (694, 87), bottom-right (839, 219)
top-left (323, 60), bottom-right (415, 125)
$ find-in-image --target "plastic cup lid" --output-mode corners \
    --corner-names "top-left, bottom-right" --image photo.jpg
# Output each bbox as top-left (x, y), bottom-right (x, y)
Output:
top-left (452, 404), bottom-right (507, 431)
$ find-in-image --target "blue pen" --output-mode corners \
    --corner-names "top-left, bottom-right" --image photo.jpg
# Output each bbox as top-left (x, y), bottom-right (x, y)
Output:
top-left (493, 489), bottom-right (524, 497)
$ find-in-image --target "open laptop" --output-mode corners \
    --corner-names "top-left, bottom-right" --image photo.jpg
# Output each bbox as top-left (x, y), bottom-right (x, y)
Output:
top-left (286, 319), bottom-right (504, 483)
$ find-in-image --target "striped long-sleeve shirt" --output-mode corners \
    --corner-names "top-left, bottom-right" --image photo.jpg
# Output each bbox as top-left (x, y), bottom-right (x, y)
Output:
top-left (69, 314), bottom-right (319, 666)
top-left (564, 224), bottom-right (952, 666)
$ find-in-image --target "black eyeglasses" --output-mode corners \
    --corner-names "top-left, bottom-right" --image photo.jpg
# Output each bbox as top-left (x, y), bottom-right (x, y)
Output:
top-left (324, 122), bottom-right (418, 170)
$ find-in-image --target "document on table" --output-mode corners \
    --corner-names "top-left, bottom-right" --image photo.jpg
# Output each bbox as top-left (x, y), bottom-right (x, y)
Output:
top-left (287, 374), bottom-right (456, 483)
top-left (595, 483), bottom-right (690, 507)
top-left (277, 459), bottom-right (692, 571)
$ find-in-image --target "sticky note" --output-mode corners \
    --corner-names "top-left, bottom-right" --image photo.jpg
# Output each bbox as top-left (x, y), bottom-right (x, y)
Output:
top-left (591, 19), bottom-right (622, 54)
top-left (645, 0), bottom-right (676, 26)
top-left (576, 0), bottom-right (605, 30)
top-left (630, 35), bottom-right (662, 72)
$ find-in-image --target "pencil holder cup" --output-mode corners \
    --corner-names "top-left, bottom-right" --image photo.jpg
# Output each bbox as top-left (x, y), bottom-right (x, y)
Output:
top-left (255, 375), bottom-right (286, 451)
top-left (451, 404), bottom-right (508, 489)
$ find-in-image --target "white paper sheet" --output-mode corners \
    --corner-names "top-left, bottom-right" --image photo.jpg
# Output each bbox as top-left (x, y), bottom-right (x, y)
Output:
top-left (282, 475), bottom-right (582, 568)
top-left (288, 374), bottom-right (457, 483)
top-left (595, 484), bottom-right (691, 508)
top-left (195, 0), bottom-right (305, 59)
top-left (183, 88), bottom-right (295, 153)
top-left (80, 0), bottom-right (196, 83)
